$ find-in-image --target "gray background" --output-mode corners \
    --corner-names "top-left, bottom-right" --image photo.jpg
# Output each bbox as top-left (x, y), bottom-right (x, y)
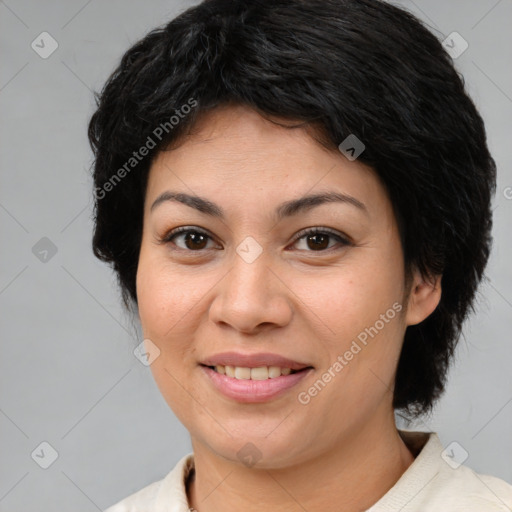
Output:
top-left (1, 0), bottom-right (511, 510)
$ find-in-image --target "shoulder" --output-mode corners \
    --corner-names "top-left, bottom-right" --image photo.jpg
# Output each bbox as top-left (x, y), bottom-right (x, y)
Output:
top-left (427, 463), bottom-right (512, 510)
top-left (103, 453), bottom-right (194, 512)
top-left (103, 479), bottom-right (162, 512)
top-left (369, 431), bottom-right (512, 511)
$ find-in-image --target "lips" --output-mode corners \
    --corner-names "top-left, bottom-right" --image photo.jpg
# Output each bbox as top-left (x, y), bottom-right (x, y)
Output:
top-left (200, 352), bottom-right (313, 402)
top-left (209, 365), bottom-right (297, 380)
top-left (201, 351), bottom-right (311, 371)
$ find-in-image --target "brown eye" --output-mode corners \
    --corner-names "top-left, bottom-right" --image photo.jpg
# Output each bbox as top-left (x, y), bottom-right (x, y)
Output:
top-left (181, 231), bottom-right (209, 250)
top-left (305, 233), bottom-right (330, 251)
top-left (162, 228), bottom-right (217, 251)
top-left (292, 228), bottom-right (351, 252)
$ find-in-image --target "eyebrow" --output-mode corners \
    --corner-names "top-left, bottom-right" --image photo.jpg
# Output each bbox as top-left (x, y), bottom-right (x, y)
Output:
top-left (150, 190), bottom-right (368, 219)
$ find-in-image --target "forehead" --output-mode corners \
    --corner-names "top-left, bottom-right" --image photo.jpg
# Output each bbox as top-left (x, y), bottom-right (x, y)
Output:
top-left (146, 104), bottom-right (392, 222)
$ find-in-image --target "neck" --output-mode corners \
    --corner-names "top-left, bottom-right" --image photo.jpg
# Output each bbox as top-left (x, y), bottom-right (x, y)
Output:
top-left (187, 419), bottom-right (415, 512)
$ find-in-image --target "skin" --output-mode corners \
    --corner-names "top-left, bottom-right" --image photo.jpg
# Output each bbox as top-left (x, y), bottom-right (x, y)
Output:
top-left (136, 103), bottom-right (442, 512)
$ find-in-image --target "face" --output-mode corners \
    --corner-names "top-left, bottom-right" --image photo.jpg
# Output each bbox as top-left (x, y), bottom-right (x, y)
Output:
top-left (136, 104), bottom-right (433, 468)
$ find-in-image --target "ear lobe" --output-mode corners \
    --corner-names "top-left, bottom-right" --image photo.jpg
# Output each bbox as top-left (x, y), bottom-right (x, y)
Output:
top-left (405, 271), bottom-right (442, 326)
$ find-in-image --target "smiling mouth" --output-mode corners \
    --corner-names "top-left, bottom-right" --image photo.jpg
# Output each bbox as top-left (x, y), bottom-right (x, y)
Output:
top-left (203, 364), bottom-right (312, 380)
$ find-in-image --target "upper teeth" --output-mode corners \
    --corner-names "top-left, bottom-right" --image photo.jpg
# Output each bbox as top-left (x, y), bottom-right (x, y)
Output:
top-left (214, 365), bottom-right (293, 380)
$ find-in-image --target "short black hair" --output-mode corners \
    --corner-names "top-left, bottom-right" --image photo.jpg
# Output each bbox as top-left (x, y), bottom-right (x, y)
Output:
top-left (88, 0), bottom-right (496, 417)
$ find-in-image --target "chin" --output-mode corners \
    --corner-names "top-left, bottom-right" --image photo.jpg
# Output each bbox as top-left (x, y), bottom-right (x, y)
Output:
top-left (193, 419), bottom-right (315, 469)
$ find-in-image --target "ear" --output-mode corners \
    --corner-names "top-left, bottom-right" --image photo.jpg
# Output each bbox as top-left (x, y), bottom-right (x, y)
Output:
top-left (405, 270), bottom-right (442, 326)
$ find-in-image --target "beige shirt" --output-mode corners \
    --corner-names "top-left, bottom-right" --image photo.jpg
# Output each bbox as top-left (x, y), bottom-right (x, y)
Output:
top-left (104, 430), bottom-right (512, 511)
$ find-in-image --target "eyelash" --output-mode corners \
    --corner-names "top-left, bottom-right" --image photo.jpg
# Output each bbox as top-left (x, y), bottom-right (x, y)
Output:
top-left (158, 226), bottom-right (352, 253)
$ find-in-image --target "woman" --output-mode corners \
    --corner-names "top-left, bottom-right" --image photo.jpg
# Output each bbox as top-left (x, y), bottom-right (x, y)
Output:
top-left (89, 0), bottom-right (512, 510)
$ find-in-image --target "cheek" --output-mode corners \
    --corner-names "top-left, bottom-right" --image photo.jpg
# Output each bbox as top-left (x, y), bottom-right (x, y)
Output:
top-left (135, 252), bottom-right (220, 381)
top-left (136, 253), bottom-right (201, 338)
top-left (307, 253), bottom-right (406, 408)
top-left (136, 257), bottom-right (204, 422)
top-left (320, 260), bottom-right (404, 343)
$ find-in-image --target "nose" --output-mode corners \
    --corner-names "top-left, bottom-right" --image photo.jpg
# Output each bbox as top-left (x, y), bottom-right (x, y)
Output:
top-left (208, 251), bottom-right (293, 335)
